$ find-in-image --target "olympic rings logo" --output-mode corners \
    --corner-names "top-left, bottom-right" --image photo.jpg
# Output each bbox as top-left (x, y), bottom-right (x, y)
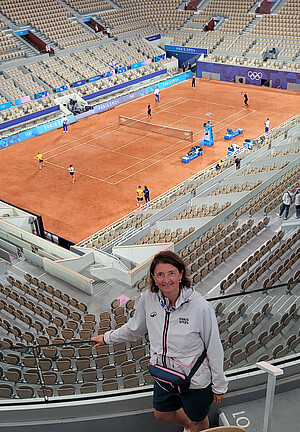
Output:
top-left (248, 71), bottom-right (263, 81)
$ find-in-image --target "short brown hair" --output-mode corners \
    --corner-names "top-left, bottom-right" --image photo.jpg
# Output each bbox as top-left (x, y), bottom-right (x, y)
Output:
top-left (149, 250), bottom-right (191, 292)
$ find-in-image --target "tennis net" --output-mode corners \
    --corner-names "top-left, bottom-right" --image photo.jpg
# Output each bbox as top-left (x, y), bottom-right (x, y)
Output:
top-left (118, 115), bottom-right (193, 142)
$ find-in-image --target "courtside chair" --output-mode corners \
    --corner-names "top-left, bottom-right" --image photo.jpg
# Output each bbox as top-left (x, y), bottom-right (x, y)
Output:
top-left (16, 385), bottom-right (35, 399)
top-left (24, 369), bottom-right (40, 384)
top-left (95, 354), bottom-right (109, 369)
top-left (102, 365), bottom-right (117, 379)
top-left (61, 370), bottom-right (77, 384)
top-left (58, 385), bottom-right (75, 396)
top-left (56, 358), bottom-right (72, 372)
top-left (42, 371), bottom-right (57, 385)
top-left (123, 374), bottom-right (139, 389)
top-left (81, 368), bottom-right (98, 383)
top-left (4, 367), bottom-right (22, 383)
top-left (102, 379), bottom-right (118, 391)
top-left (80, 383), bottom-right (97, 394)
top-left (37, 387), bottom-right (53, 398)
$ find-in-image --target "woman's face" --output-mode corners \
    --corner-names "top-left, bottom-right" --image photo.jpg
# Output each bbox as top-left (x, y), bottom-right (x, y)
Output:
top-left (152, 262), bottom-right (183, 300)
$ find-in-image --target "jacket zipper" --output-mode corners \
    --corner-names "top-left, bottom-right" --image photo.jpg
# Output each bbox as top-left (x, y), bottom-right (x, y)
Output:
top-left (162, 310), bottom-right (170, 367)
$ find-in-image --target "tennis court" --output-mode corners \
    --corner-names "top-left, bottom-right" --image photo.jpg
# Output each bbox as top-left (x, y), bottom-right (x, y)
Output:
top-left (0, 78), bottom-right (298, 243)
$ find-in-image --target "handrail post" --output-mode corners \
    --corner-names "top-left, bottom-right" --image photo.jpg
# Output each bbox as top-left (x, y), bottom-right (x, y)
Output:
top-left (256, 361), bottom-right (284, 432)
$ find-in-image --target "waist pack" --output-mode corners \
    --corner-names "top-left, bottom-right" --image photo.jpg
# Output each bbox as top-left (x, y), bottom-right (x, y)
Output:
top-left (148, 350), bottom-right (207, 395)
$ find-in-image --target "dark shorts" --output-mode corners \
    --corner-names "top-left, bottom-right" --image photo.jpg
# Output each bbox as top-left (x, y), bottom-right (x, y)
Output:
top-left (137, 197), bottom-right (143, 201)
top-left (153, 382), bottom-right (213, 422)
top-left (39, 159), bottom-right (43, 163)
top-left (70, 172), bottom-right (74, 175)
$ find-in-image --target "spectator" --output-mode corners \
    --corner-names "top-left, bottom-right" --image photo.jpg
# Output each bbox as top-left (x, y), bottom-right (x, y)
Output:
top-left (182, 62), bottom-right (186, 72)
top-left (295, 188), bottom-right (300, 219)
top-left (45, 44), bottom-right (50, 56)
top-left (234, 157), bottom-right (241, 170)
top-left (107, 27), bottom-right (110, 38)
top-left (95, 24), bottom-right (98, 33)
top-left (91, 251), bottom-right (227, 432)
top-left (277, 187), bottom-right (293, 220)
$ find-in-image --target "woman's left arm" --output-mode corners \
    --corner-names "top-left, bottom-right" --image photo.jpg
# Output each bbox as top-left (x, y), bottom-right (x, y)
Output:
top-left (200, 303), bottom-right (229, 395)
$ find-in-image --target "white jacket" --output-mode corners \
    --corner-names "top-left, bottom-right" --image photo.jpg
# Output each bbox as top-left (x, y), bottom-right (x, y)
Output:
top-left (104, 288), bottom-right (228, 394)
top-left (282, 191), bottom-right (293, 205)
top-left (295, 192), bottom-right (300, 206)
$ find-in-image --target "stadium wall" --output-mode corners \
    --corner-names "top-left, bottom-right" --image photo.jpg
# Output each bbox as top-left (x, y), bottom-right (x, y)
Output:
top-left (197, 61), bottom-right (300, 90)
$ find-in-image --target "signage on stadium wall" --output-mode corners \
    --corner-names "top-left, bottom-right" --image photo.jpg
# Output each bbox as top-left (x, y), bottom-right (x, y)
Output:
top-left (34, 90), bottom-right (49, 99)
top-left (85, 69), bottom-right (167, 102)
top-left (15, 95), bottom-right (31, 105)
top-left (131, 59), bottom-right (152, 69)
top-left (73, 79), bottom-right (86, 88)
top-left (154, 54), bottom-right (166, 62)
top-left (88, 74), bottom-right (101, 83)
top-left (0, 113), bottom-right (76, 149)
top-left (56, 84), bottom-right (70, 93)
top-left (0, 105), bottom-right (60, 131)
top-left (197, 61), bottom-right (300, 90)
top-left (93, 71), bottom-right (192, 114)
top-left (103, 70), bottom-right (115, 78)
top-left (117, 66), bottom-right (129, 73)
top-left (0, 102), bottom-right (11, 111)
top-left (0, 70), bottom-right (192, 149)
top-left (164, 45), bottom-right (208, 55)
top-left (15, 29), bottom-right (28, 35)
top-left (146, 34), bottom-right (161, 42)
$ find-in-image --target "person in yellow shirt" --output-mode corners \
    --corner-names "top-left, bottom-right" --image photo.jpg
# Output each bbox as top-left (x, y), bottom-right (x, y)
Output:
top-left (137, 186), bottom-right (143, 206)
top-left (37, 152), bottom-right (44, 170)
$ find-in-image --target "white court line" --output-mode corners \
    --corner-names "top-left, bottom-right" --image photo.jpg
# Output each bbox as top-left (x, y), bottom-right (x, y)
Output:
top-left (113, 135), bottom-right (192, 185)
top-left (104, 115), bottom-right (191, 181)
top-left (43, 122), bottom-right (119, 156)
top-left (83, 142), bottom-right (144, 160)
top-left (45, 161), bottom-right (115, 185)
top-left (194, 109), bottom-right (256, 137)
top-left (111, 109), bottom-right (256, 184)
top-left (44, 96), bottom-right (186, 160)
top-left (184, 97), bottom-right (252, 110)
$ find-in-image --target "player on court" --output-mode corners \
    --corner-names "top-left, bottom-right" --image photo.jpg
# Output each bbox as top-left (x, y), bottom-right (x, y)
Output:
top-left (37, 152), bottom-right (44, 170)
top-left (243, 93), bottom-right (249, 108)
top-left (137, 186), bottom-right (143, 206)
top-left (154, 86), bottom-right (160, 103)
top-left (192, 75), bottom-right (196, 89)
top-left (265, 118), bottom-right (270, 133)
top-left (69, 164), bottom-right (75, 183)
top-left (62, 115), bottom-right (68, 132)
top-left (147, 103), bottom-right (152, 119)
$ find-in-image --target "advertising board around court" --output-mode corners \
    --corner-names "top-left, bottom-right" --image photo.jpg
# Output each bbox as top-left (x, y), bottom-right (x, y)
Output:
top-left (0, 71), bottom-right (193, 149)
top-left (0, 113), bottom-right (75, 149)
top-left (93, 71), bottom-right (193, 114)
top-left (197, 61), bottom-right (300, 90)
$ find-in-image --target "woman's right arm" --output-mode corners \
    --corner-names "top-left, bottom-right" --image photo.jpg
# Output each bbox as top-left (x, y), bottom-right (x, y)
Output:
top-left (91, 294), bottom-right (148, 347)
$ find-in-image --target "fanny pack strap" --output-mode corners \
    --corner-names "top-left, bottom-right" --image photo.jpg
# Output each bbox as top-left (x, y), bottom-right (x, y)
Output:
top-left (187, 349), bottom-right (207, 381)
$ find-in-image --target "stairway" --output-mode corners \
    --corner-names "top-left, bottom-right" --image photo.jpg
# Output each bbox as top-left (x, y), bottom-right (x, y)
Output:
top-left (243, 15), bottom-right (262, 34)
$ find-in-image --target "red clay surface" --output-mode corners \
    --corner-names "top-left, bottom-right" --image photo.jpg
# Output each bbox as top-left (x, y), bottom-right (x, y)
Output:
top-left (0, 78), bottom-right (299, 243)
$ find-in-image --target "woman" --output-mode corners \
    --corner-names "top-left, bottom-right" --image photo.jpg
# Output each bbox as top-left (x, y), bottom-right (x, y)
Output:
top-left (294, 187), bottom-right (300, 219)
top-left (91, 251), bottom-right (227, 432)
top-left (143, 186), bottom-right (150, 203)
top-left (68, 164), bottom-right (75, 183)
top-left (147, 103), bottom-right (152, 119)
top-left (277, 187), bottom-right (293, 220)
